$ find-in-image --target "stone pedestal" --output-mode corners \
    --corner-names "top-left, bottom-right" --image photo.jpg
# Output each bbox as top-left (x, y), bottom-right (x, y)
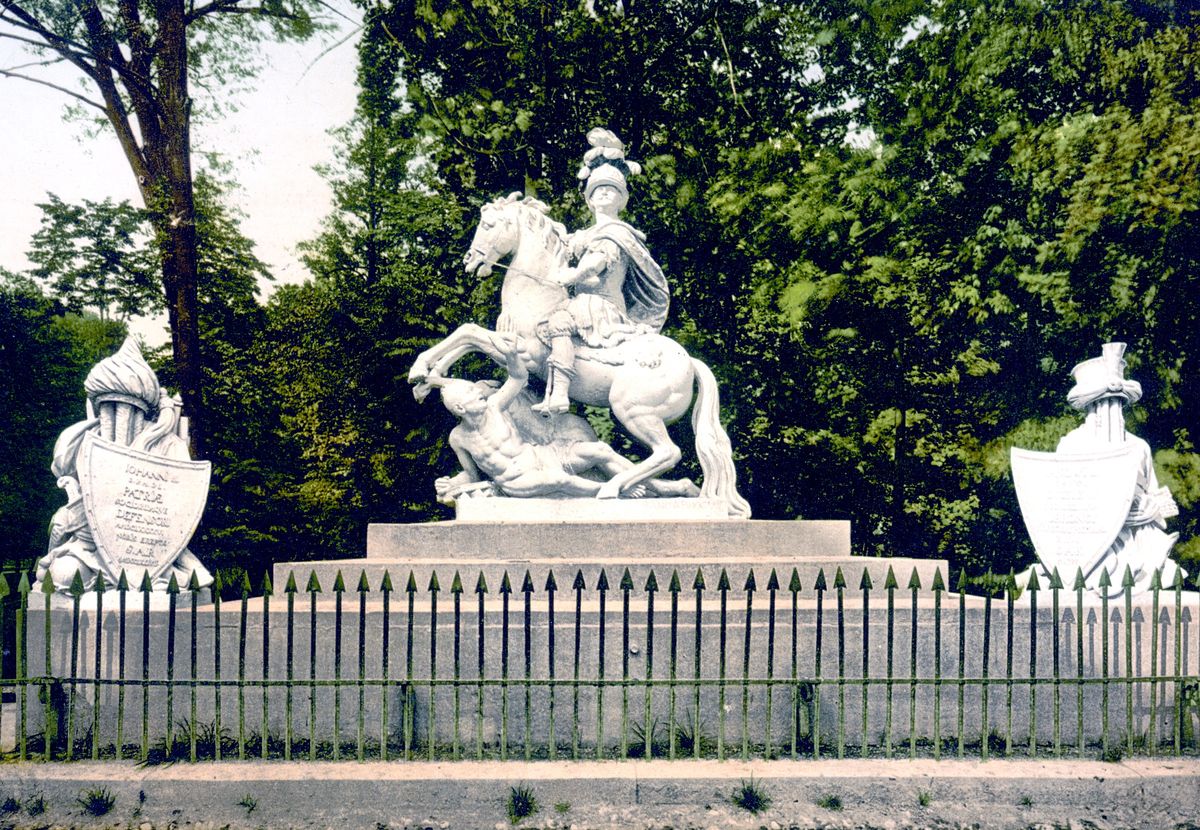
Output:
top-left (273, 503), bottom-right (944, 600)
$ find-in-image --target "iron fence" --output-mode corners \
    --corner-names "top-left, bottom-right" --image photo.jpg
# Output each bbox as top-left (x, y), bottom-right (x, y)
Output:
top-left (2, 564), bottom-right (1198, 763)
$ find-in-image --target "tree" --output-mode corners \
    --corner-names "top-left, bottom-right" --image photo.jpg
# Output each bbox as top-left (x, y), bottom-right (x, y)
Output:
top-left (159, 175), bottom-right (280, 570)
top-left (264, 5), bottom-right (483, 556)
top-left (25, 194), bottom-right (159, 321)
top-left (707, 0), bottom-right (1200, 575)
top-left (0, 0), bottom-right (325, 455)
top-left (0, 274), bottom-right (124, 568)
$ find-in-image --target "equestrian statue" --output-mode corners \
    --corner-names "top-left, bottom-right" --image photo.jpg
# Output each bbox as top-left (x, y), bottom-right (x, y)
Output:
top-left (409, 128), bottom-right (751, 519)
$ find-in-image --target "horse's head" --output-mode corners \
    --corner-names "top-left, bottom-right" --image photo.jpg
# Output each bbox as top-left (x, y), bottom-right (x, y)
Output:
top-left (463, 192), bottom-right (566, 278)
top-left (463, 192), bottom-right (523, 277)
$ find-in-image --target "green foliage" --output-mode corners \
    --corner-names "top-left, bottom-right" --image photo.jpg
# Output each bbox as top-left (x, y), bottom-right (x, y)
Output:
top-left (238, 794), bottom-right (258, 815)
top-left (26, 195), bottom-right (160, 321)
top-left (706, 0), bottom-right (1200, 574)
top-left (0, 276), bottom-right (125, 568)
top-left (176, 179), bottom-right (281, 569)
top-left (24, 794), bottom-right (45, 817)
top-left (731, 778), bottom-right (772, 815)
top-left (210, 7), bottom-right (493, 563)
top-left (816, 793), bottom-right (844, 811)
top-left (629, 716), bottom-right (666, 758)
top-left (77, 787), bottom-right (116, 817)
top-left (672, 712), bottom-right (715, 757)
top-left (505, 784), bottom-right (539, 825)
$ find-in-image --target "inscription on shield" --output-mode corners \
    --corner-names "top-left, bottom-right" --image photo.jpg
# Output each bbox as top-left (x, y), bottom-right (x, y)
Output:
top-left (1010, 445), bottom-right (1140, 580)
top-left (78, 432), bottom-right (211, 586)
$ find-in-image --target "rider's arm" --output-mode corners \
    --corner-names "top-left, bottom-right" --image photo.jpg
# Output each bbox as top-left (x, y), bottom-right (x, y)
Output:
top-left (556, 239), bottom-right (619, 290)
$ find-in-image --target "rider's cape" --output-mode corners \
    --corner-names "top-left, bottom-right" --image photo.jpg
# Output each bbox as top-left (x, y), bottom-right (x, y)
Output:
top-left (575, 221), bottom-right (670, 332)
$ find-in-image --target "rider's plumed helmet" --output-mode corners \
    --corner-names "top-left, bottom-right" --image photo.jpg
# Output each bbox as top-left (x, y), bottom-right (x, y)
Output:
top-left (578, 128), bottom-right (641, 202)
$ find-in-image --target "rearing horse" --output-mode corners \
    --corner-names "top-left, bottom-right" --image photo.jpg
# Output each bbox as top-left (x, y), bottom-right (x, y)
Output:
top-left (409, 193), bottom-right (751, 518)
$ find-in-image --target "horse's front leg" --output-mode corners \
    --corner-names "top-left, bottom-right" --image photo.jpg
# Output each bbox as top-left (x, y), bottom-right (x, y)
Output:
top-left (409, 323), bottom-right (515, 400)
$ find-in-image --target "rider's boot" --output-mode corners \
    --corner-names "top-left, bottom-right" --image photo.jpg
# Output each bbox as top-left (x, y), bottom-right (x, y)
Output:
top-left (532, 336), bottom-right (576, 416)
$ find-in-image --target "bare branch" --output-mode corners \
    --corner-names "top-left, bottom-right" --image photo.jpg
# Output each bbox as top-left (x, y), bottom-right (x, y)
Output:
top-left (0, 28), bottom-right (95, 66)
top-left (311, 0), bottom-right (356, 26)
top-left (186, 1), bottom-right (307, 25)
top-left (296, 22), bottom-right (359, 82)
top-left (76, 0), bottom-right (161, 127)
top-left (715, 18), bottom-right (752, 121)
top-left (0, 2), bottom-right (96, 61)
top-left (0, 67), bottom-right (106, 111)
top-left (1, 5), bottom-right (157, 104)
top-left (185, 0), bottom-right (242, 23)
top-left (0, 55), bottom-right (66, 72)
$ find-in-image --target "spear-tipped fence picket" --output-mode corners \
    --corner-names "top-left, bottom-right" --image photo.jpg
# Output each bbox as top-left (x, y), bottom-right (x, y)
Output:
top-left (1, 564), bottom-right (1198, 762)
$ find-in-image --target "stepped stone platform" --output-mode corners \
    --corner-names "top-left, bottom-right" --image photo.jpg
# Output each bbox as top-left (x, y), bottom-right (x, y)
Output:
top-left (273, 500), bottom-right (948, 597)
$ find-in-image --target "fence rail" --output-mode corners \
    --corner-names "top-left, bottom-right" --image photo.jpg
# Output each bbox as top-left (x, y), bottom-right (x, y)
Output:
top-left (3, 564), bottom-right (1198, 763)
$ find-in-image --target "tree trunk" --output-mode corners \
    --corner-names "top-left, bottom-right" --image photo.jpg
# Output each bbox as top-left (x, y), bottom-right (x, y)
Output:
top-left (151, 0), bottom-right (205, 458)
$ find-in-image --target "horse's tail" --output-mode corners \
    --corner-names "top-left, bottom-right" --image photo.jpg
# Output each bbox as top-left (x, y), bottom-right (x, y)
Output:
top-left (690, 358), bottom-right (752, 519)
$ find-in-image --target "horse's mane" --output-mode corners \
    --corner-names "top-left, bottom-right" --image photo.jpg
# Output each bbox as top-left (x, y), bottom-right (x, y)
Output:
top-left (484, 192), bottom-right (568, 261)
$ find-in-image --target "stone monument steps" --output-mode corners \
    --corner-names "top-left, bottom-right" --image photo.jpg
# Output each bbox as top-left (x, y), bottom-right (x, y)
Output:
top-left (263, 517), bottom-right (951, 600)
top-left (365, 519), bottom-right (852, 561)
top-left (271, 556), bottom-right (948, 601)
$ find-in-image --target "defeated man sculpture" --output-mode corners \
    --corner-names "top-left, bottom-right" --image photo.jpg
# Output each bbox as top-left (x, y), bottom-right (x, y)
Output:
top-left (431, 347), bottom-right (699, 503)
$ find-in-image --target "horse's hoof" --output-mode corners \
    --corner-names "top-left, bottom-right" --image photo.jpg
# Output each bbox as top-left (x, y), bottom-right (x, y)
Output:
top-left (413, 381), bottom-right (432, 402)
top-left (531, 400), bottom-right (568, 418)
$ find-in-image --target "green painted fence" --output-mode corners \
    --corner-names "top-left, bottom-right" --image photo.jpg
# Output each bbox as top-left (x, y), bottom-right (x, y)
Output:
top-left (2, 564), bottom-right (1198, 763)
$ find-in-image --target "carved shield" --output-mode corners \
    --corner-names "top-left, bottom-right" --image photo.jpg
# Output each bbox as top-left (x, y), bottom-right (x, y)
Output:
top-left (78, 431), bottom-right (211, 586)
top-left (1010, 445), bottom-right (1140, 581)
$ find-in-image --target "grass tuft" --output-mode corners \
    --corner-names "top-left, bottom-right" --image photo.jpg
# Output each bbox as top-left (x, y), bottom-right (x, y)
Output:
top-left (77, 787), bottom-right (116, 817)
top-left (506, 784), bottom-right (539, 825)
top-left (25, 794), bottom-right (46, 817)
top-left (731, 777), bottom-right (772, 815)
top-left (816, 792), bottom-right (843, 811)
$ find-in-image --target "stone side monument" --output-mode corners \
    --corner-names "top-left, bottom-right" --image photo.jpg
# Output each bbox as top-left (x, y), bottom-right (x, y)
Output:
top-left (35, 337), bottom-right (212, 596)
top-left (1011, 342), bottom-right (1184, 597)
top-left (408, 128), bottom-right (750, 518)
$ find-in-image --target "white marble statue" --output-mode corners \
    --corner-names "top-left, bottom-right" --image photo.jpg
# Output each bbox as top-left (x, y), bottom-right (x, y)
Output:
top-left (431, 348), bottom-right (699, 503)
top-left (1011, 342), bottom-right (1184, 597)
top-left (410, 129), bottom-right (750, 518)
top-left (532, 128), bottom-right (668, 415)
top-left (35, 338), bottom-right (212, 595)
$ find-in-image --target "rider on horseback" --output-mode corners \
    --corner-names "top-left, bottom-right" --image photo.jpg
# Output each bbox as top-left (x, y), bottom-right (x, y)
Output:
top-left (531, 129), bottom-right (670, 415)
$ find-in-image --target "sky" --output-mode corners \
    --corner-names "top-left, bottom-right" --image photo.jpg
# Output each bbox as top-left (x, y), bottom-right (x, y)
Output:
top-left (0, 7), bottom-right (361, 343)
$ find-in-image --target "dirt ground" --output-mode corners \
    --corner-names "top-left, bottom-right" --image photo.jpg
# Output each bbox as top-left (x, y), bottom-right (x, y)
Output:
top-left (0, 758), bottom-right (1197, 830)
